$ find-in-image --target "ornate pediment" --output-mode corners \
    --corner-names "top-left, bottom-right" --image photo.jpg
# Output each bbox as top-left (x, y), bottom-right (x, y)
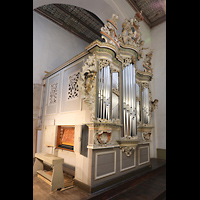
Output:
top-left (100, 14), bottom-right (120, 49)
top-left (118, 11), bottom-right (144, 49)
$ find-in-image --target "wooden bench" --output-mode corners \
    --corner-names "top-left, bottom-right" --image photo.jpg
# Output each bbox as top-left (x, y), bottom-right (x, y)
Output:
top-left (33, 153), bottom-right (64, 192)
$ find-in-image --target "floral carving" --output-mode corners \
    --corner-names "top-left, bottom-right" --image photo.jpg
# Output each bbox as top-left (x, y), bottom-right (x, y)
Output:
top-left (49, 82), bottom-right (58, 105)
top-left (67, 71), bottom-right (80, 100)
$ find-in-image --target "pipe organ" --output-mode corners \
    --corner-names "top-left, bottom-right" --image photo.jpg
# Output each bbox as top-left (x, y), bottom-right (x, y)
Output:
top-left (40, 12), bottom-right (159, 194)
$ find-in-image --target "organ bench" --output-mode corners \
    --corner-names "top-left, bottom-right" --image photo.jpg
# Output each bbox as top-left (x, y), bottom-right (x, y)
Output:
top-left (33, 152), bottom-right (64, 192)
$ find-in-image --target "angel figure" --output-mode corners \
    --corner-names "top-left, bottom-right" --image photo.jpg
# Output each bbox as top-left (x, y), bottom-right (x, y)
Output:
top-left (150, 99), bottom-right (158, 112)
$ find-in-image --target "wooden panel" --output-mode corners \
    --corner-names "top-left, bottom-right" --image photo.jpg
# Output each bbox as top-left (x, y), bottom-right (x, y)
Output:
top-left (95, 151), bottom-right (116, 180)
top-left (44, 125), bottom-right (56, 147)
top-left (138, 146), bottom-right (149, 165)
top-left (80, 125), bottom-right (88, 157)
top-left (37, 170), bottom-right (52, 182)
top-left (46, 73), bottom-right (60, 115)
top-left (120, 149), bottom-right (135, 172)
top-left (61, 61), bottom-right (82, 113)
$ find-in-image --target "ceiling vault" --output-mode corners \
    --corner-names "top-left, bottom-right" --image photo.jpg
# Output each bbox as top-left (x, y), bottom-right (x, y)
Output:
top-left (53, 4), bottom-right (101, 37)
top-left (34, 4), bottom-right (103, 43)
top-left (126, 0), bottom-right (166, 28)
top-left (34, 1), bottom-right (166, 43)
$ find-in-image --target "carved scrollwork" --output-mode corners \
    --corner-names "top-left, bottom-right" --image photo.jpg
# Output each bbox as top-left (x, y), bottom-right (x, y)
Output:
top-left (99, 59), bottom-right (110, 71)
top-left (122, 54), bottom-right (137, 70)
top-left (100, 14), bottom-right (120, 48)
top-left (94, 131), bottom-right (112, 145)
top-left (141, 82), bottom-right (149, 90)
top-left (78, 53), bottom-right (97, 120)
top-left (123, 57), bottom-right (132, 67)
top-left (143, 50), bottom-right (153, 75)
top-left (121, 146), bottom-right (134, 157)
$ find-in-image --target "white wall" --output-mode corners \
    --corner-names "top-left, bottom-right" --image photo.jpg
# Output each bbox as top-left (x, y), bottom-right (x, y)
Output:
top-left (33, 11), bottom-right (89, 84)
top-left (151, 21), bottom-right (166, 151)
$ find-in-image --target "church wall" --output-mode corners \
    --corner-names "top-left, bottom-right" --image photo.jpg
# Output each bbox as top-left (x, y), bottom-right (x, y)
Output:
top-left (33, 11), bottom-right (89, 85)
top-left (151, 22), bottom-right (166, 152)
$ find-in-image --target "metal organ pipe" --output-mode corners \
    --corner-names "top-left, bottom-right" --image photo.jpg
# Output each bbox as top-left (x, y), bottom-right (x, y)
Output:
top-left (123, 67), bottom-right (127, 136)
top-left (123, 63), bottom-right (137, 137)
top-left (97, 64), bottom-right (111, 120)
top-left (142, 88), bottom-right (149, 124)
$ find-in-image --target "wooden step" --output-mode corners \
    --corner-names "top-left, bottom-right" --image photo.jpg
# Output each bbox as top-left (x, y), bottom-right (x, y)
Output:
top-left (37, 170), bottom-right (52, 182)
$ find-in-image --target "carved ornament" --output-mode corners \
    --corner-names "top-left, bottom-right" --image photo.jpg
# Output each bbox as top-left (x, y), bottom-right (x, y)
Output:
top-left (118, 11), bottom-right (143, 49)
top-left (95, 131), bottom-right (112, 145)
top-left (150, 99), bottom-right (159, 112)
top-left (121, 146), bottom-right (134, 157)
top-left (78, 53), bottom-right (97, 120)
top-left (100, 14), bottom-right (120, 49)
top-left (143, 50), bottom-right (153, 75)
top-left (99, 59), bottom-right (110, 71)
top-left (142, 132), bottom-right (151, 141)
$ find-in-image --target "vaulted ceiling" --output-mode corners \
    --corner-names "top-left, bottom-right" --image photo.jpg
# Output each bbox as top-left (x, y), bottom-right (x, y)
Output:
top-left (34, 1), bottom-right (166, 43)
top-left (126, 0), bottom-right (166, 28)
top-left (34, 4), bottom-right (104, 43)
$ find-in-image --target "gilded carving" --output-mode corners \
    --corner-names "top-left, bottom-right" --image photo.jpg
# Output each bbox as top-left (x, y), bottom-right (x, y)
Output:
top-left (143, 50), bottom-right (153, 74)
top-left (118, 11), bottom-right (143, 48)
top-left (100, 14), bottom-right (120, 48)
top-left (150, 99), bottom-right (159, 112)
top-left (95, 131), bottom-right (112, 145)
top-left (121, 146), bottom-right (134, 157)
top-left (99, 59), bottom-right (110, 71)
top-left (78, 53), bottom-right (97, 120)
top-left (142, 132), bottom-right (151, 141)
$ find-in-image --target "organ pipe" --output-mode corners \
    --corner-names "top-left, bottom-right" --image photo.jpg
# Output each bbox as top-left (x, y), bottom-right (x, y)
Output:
top-left (142, 88), bottom-right (149, 124)
top-left (123, 63), bottom-right (137, 137)
top-left (97, 60), bottom-right (137, 138)
top-left (97, 64), bottom-right (111, 120)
